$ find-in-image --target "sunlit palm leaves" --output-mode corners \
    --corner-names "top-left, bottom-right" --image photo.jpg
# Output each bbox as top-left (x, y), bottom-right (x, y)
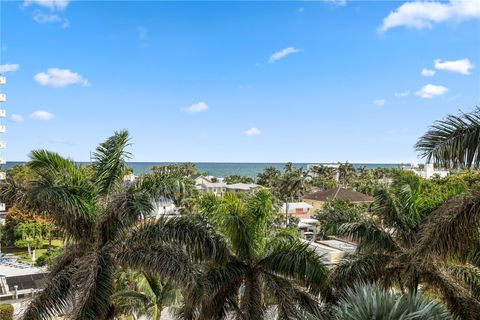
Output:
top-left (0, 131), bottom-right (225, 320)
top-left (197, 190), bottom-right (329, 319)
top-left (415, 107), bottom-right (480, 168)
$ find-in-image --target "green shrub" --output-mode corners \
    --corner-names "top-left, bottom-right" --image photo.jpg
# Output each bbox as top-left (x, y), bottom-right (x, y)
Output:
top-left (0, 304), bottom-right (14, 320)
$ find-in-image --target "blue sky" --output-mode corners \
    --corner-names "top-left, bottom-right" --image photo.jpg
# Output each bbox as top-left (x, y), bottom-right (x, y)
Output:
top-left (1, 0), bottom-right (479, 163)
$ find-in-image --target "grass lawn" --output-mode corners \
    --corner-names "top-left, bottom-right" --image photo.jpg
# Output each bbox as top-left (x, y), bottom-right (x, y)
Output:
top-left (2, 239), bottom-right (64, 263)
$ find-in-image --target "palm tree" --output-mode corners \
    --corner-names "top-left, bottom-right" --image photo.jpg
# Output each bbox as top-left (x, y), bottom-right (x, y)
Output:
top-left (0, 131), bottom-right (226, 320)
top-left (197, 190), bottom-right (329, 319)
top-left (309, 283), bottom-right (451, 320)
top-left (331, 181), bottom-right (480, 319)
top-left (256, 166), bottom-right (282, 187)
top-left (276, 168), bottom-right (308, 225)
top-left (415, 106), bottom-right (480, 169)
top-left (113, 271), bottom-right (180, 320)
top-left (338, 162), bottom-right (355, 187)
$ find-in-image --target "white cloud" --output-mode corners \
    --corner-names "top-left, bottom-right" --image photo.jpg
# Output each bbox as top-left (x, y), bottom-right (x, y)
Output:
top-left (185, 102), bottom-right (208, 113)
top-left (422, 68), bottom-right (436, 77)
top-left (23, 0), bottom-right (69, 10)
top-left (0, 64), bottom-right (19, 73)
top-left (395, 91), bottom-right (410, 97)
top-left (243, 127), bottom-right (262, 136)
top-left (34, 68), bottom-right (89, 88)
top-left (380, 0), bottom-right (480, 32)
top-left (323, 0), bottom-right (347, 6)
top-left (33, 11), bottom-right (69, 27)
top-left (269, 47), bottom-right (300, 63)
top-left (11, 114), bottom-right (24, 123)
top-left (415, 84), bottom-right (448, 98)
top-left (373, 99), bottom-right (386, 106)
top-left (30, 111), bottom-right (55, 120)
top-left (435, 58), bottom-right (475, 75)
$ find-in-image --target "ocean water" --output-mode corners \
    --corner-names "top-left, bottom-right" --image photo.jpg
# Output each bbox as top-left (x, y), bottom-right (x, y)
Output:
top-left (4, 162), bottom-right (405, 178)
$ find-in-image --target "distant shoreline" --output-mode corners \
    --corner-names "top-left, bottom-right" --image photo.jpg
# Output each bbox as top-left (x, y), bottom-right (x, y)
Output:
top-left (3, 161), bottom-right (410, 178)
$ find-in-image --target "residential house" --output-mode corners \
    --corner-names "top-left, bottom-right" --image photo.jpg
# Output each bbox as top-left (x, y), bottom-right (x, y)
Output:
top-left (303, 187), bottom-right (374, 211)
top-left (226, 183), bottom-right (261, 193)
top-left (281, 202), bottom-right (314, 219)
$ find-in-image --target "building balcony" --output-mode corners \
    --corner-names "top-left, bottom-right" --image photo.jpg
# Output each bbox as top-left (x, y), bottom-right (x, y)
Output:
top-left (0, 125), bottom-right (5, 133)
top-left (0, 76), bottom-right (5, 85)
top-left (0, 93), bottom-right (5, 102)
top-left (0, 141), bottom-right (6, 149)
top-left (0, 157), bottom-right (5, 165)
top-left (0, 172), bottom-right (5, 180)
top-left (0, 110), bottom-right (5, 117)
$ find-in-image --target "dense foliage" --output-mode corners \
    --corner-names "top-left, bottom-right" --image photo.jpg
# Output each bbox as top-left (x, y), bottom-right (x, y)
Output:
top-left (0, 304), bottom-right (13, 320)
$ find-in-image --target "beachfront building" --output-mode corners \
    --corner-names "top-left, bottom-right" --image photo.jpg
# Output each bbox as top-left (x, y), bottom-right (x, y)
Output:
top-left (281, 202), bottom-right (314, 219)
top-left (303, 187), bottom-right (374, 211)
top-left (410, 163), bottom-right (449, 179)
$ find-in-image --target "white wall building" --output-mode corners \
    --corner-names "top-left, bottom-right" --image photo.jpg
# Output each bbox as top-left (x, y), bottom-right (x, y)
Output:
top-left (411, 163), bottom-right (449, 179)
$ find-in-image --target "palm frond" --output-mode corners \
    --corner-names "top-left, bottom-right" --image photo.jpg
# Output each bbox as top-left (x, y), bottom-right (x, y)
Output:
top-left (258, 241), bottom-right (329, 294)
top-left (330, 253), bottom-right (393, 291)
top-left (338, 221), bottom-right (400, 253)
top-left (415, 106), bottom-right (480, 168)
top-left (117, 242), bottom-right (203, 300)
top-left (92, 130), bottom-right (131, 196)
top-left (198, 261), bottom-right (246, 320)
top-left (98, 187), bottom-right (152, 244)
top-left (124, 215), bottom-right (229, 263)
top-left (415, 189), bottom-right (480, 258)
top-left (21, 266), bottom-right (76, 320)
top-left (445, 262), bottom-right (480, 299)
top-left (72, 250), bottom-right (115, 320)
top-left (422, 264), bottom-right (480, 319)
top-left (264, 273), bottom-right (321, 319)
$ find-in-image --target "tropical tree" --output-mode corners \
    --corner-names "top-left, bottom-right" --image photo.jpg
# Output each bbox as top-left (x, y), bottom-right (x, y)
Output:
top-left (256, 166), bottom-right (282, 187)
top-left (223, 175), bottom-right (254, 184)
top-left (338, 163), bottom-right (356, 187)
top-left (309, 283), bottom-right (451, 320)
top-left (197, 190), bottom-right (329, 319)
top-left (113, 271), bottom-right (180, 320)
top-left (331, 179), bottom-right (480, 319)
top-left (313, 199), bottom-right (367, 239)
top-left (0, 130), bottom-right (226, 320)
top-left (276, 168), bottom-right (308, 225)
top-left (15, 222), bottom-right (45, 260)
top-left (415, 106), bottom-right (480, 169)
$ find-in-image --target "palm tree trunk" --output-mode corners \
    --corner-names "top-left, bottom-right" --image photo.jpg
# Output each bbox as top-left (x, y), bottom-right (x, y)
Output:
top-left (240, 272), bottom-right (262, 320)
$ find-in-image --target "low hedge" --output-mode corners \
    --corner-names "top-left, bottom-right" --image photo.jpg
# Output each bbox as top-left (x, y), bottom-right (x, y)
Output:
top-left (0, 304), bottom-right (13, 320)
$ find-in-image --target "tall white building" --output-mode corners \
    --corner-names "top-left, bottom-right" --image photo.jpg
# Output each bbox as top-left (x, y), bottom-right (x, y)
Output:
top-left (0, 75), bottom-right (6, 218)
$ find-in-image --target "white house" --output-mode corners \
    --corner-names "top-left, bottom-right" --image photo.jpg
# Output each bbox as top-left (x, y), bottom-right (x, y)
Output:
top-left (196, 180), bottom-right (227, 196)
top-left (225, 183), bottom-right (261, 193)
top-left (411, 163), bottom-right (449, 179)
